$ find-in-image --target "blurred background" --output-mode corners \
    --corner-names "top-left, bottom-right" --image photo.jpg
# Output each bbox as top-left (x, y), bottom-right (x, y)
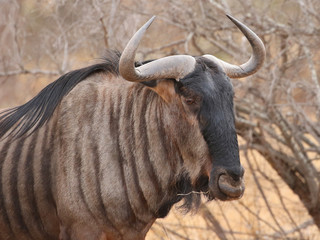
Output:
top-left (0, 0), bottom-right (319, 239)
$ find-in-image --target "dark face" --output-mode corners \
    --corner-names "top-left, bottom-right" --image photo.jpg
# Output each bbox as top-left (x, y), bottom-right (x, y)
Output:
top-left (175, 57), bottom-right (245, 201)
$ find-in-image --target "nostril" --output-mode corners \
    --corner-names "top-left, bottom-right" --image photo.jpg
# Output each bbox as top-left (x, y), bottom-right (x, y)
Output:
top-left (231, 175), bottom-right (240, 182)
top-left (209, 166), bottom-right (245, 200)
top-left (227, 166), bottom-right (245, 182)
top-left (218, 174), bottom-right (245, 199)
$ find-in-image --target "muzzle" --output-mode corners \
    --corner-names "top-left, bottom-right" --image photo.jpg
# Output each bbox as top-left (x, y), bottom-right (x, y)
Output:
top-left (208, 166), bottom-right (245, 201)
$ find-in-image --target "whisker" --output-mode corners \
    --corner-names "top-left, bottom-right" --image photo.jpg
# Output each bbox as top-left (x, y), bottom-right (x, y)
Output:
top-left (177, 191), bottom-right (209, 196)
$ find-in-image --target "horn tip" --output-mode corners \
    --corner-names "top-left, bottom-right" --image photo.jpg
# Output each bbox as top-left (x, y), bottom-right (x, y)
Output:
top-left (226, 14), bottom-right (238, 24)
top-left (145, 15), bottom-right (156, 29)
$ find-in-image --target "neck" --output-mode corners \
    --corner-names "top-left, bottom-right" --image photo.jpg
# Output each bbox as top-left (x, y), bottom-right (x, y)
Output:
top-left (126, 84), bottom-right (185, 214)
top-left (127, 84), bottom-right (210, 217)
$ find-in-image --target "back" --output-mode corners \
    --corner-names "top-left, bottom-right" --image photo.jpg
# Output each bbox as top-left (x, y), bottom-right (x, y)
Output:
top-left (0, 51), bottom-right (122, 239)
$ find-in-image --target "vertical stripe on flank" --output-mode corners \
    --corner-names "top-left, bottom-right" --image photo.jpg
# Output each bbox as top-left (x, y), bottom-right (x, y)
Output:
top-left (119, 88), bottom-right (149, 223)
top-left (92, 89), bottom-right (110, 222)
top-left (40, 124), bottom-right (54, 207)
top-left (107, 90), bottom-right (136, 225)
top-left (73, 105), bottom-right (98, 222)
top-left (34, 118), bottom-right (59, 239)
top-left (9, 137), bottom-right (31, 237)
top-left (138, 90), bottom-right (163, 197)
top-left (115, 93), bottom-right (136, 223)
top-left (0, 139), bottom-right (14, 235)
top-left (90, 139), bottom-right (113, 223)
top-left (18, 130), bottom-right (50, 239)
top-left (90, 88), bottom-right (121, 235)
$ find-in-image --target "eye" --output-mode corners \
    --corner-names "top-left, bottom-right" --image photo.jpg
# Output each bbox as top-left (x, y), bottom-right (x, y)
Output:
top-left (185, 98), bottom-right (195, 105)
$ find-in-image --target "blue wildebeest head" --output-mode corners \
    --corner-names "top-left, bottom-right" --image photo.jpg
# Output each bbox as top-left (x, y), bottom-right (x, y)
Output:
top-left (119, 15), bottom-right (265, 204)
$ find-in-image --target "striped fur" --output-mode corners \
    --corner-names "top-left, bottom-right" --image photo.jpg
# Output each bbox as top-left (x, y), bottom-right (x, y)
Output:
top-left (0, 14), bottom-right (268, 238)
top-left (0, 113), bottom-right (60, 239)
top-left (0, 52), bottom-right (217, 240)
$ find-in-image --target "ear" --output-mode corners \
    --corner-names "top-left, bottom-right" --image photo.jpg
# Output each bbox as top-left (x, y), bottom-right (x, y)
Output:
top-left (143, 79), bottom-right (177, 103)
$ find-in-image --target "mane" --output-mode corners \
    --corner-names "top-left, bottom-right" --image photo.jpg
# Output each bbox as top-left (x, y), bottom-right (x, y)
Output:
top-left (0, 50), bottom-right (121, 139)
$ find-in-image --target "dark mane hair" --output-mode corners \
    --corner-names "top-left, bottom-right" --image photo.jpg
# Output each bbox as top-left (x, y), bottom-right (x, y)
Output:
top-left (0, 50), bottom-right (121, 139)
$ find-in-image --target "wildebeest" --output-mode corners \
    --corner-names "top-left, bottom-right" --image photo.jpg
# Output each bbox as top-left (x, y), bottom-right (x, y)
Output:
top-left (0, 15), bottom-right (265, 240)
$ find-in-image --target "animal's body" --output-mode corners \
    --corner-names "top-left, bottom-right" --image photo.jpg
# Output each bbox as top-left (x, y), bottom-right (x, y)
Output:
top-left (0, 15), bottom-right (265, 240)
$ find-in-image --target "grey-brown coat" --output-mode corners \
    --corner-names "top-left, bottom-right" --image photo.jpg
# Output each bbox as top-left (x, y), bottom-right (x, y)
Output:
top-left (0, 15), bottom-right (265, 240)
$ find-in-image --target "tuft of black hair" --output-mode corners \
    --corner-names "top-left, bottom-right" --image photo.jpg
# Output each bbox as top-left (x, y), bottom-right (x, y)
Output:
top-left (156, 173), bottom-right (210, 218)
top-left (0, 50), bottom-right (121, 139)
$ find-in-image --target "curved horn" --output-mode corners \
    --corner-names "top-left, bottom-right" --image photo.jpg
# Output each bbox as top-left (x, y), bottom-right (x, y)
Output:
top-left (203, 15), bottom-right (266, 78)
top-left (119, 16), bottom-right (196, 82)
